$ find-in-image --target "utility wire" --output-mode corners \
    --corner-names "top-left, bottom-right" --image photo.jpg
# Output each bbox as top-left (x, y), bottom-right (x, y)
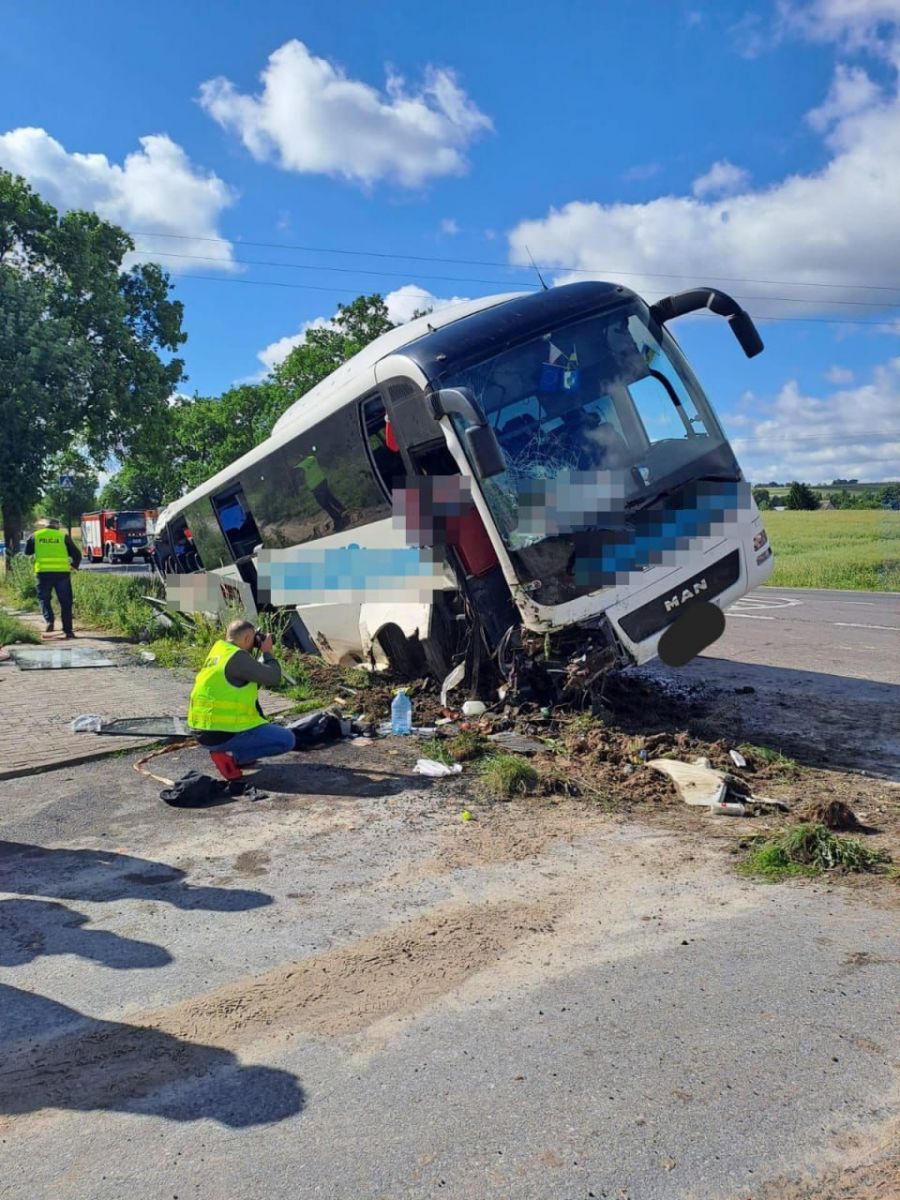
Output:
top-left (131, 246), bottom-right (900, 309)
top-left (126, 227), bottom-right (900, 296)
top-left (160, 274), bottom-right (900, 327)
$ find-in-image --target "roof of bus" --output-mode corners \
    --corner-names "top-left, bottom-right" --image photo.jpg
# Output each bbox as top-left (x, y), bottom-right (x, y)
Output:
top-left (157, 291), bottom-right (524, 526)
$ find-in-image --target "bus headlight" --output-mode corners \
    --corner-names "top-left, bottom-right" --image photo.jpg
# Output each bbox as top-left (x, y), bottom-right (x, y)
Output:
top-left (753, 529), bottom-right (768, 552)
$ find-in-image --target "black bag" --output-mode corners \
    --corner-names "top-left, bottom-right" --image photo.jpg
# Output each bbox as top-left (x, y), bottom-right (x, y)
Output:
top-left (160, 772), bottom-right (268, 808)
top-left (285, 709), bottom-right (344, 750)
top-left (160, 771), bottom-right (229, 808)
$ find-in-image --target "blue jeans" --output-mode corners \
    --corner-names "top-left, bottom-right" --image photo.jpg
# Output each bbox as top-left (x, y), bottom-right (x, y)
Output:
top-left (210, 724), bottom-right (295, 765)
top-left (36, 572), bottom-right (74, 634)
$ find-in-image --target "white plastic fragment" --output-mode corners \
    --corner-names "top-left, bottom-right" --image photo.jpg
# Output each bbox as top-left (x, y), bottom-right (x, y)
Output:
top-left (139, 651), bottom-right (156, 663)
top-left (440, 661), bottom-right (466, 708)
top-left (462, 700), bottom-right (486, 717)
top-left (729, 749), bottom-right (748, 768)
top-left (413, 758), bottom-right (462, 777)
top-left (71, 714), bottom-right (104, 733)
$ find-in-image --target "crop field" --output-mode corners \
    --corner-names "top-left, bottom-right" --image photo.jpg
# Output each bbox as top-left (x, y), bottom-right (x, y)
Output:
top-left (763, 509), bottom-right (900, 591)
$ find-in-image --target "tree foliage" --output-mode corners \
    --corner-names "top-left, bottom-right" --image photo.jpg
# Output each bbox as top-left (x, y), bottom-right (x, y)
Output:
top-left (37, 449), bottom-right (99, 530)
top-left (785, 481), bottom-right (822, 510)
top-left (751, 487), bottom-right (771, 510)
top-left (100, 294), bottom-right (397, 509)
top-left (0, 169), bottom-right (186, 551)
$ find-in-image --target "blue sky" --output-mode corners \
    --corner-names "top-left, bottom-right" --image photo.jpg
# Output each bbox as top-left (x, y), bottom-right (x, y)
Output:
top-left (2, 0), bottom-right (899, 482)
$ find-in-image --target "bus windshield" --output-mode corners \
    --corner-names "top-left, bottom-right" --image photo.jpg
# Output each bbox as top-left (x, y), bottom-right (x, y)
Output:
top-left (440, 299), bottom-right (741, 603)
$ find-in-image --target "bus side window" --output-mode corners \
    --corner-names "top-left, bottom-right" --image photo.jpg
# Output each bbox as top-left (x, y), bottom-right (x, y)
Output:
top-left (362, 394), bottom-right (406, 497)
top-left (211, 487), bottom-right (262, 561)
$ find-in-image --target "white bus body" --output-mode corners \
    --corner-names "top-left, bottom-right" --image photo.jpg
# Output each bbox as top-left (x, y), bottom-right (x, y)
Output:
top-left (154, 282), bottom-right (773, 688)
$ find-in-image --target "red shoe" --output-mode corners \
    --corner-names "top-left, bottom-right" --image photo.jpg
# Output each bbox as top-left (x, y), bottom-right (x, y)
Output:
top-left (209, 751), bottom-right (243, 781)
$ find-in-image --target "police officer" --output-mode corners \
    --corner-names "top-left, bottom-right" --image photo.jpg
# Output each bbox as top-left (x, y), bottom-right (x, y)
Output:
top-left (187, 619), bottom-right (294, 779)
top-left (25, 518), bottom-right (81, 637)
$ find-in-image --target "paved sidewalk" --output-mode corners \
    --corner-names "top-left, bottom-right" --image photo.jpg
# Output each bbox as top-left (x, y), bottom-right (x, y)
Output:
top-left (0, 609), bottom-right (292, 780)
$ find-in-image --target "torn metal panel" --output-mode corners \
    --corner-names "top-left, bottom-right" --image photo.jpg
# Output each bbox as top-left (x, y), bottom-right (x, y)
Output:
top-left (10, 648), bottom-right (116, 670)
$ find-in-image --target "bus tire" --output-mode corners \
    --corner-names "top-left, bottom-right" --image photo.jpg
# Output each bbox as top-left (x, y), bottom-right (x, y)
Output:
top-left (376, 624), bottom-right (426, 678)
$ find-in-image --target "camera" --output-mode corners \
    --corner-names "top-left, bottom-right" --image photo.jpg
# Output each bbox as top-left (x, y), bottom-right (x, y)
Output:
top-left (252, 628), bottom-right (267, 651)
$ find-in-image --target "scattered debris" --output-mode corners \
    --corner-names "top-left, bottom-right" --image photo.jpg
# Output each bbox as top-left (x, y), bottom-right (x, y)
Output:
top-left (487, 731), bottom-right (547, 755)
top-left (795, 799), bottom-right (862, 832)
top-left (414, 758), bottom-right (463, 777)
top-left (647, 759), bottom-right (728, 807)
top-left (729, 749), bottom-right (748, 768)
top-left (71, 714), bottom-right (104, 733)
top-left (460, 809), bottom-right (473, 820)
top-left (739, 823), bottom-right (891, 879)
top-left (139, 650), bottom-right (157, 663)
top-left (440, 661), bottom-right (466, 708)
top-left (10, 647), bottom-right (116, 670)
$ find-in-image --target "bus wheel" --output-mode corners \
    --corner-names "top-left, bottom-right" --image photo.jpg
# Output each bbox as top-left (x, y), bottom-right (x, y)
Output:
top-left (376, 624), bottom-right (426, 678)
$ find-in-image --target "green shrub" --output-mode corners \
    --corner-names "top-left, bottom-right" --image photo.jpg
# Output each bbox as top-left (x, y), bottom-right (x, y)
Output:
top-left (478, 753), bottom-right (538, 800)
top-left (1, 556), bottom-right (38, 609)
top-left (739, 823), bottom-right (891, 880)
top-left (0, 611), bottom-right (39, 645)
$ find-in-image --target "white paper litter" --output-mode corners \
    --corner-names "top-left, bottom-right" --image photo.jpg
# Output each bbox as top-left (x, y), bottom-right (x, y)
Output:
top-left (71, 714), bottom-right (104, 733)
top-left (413, 758), bottom-right (463, 777)
top-left (729, 749), bottom-right (748, 768)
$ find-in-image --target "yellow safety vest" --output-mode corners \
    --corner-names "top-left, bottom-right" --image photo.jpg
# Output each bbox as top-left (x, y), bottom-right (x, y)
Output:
top-left (33, 528), bottom-right (71, 574)
top-left (187, 639), bottom-right (268, 733)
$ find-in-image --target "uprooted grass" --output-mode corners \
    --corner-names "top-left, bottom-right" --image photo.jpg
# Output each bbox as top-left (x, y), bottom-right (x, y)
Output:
top-left (738, 822), bottom-right (891, 880)
top-left (477, 754), bottom-right (539, 800)
top-left (0, 610), bottom-right (40, 645)
top-left (739, 742), bottom-right (800, 771)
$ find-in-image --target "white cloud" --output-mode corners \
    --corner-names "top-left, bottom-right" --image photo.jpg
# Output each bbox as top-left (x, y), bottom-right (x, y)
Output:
top-left (199, 39), bottom-right (491, 187)
top-left (507, 64), bottom-right (900, 320)
top-left (692, 159), bottom-right (751, 198)
top-left (255, 284), bottom-right (470, 372)
top-left (384, 283), bottom-right (469, 324)
top-left (257, 316), bottom-right (334, 372)
top-left (824, 364), bottom-right (855, 383)
top-left (806, 64), bottom-right (883, 131)
top-left (0, 128), bottom-right (236, 272)
top-left (440, 217), bottom-right (460, 235)
top-left (778, 0), bottom-right (900, 56)
top-left (730, 356), bottom-right (900, 481)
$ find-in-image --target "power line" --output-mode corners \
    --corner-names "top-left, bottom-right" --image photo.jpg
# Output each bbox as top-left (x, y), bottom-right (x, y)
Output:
top-left (132, 246), bottom-right (900, 309)
top-left (126, 227), bottom-right (900, 296)
top-left (159, 274), bottom-right (900, 327)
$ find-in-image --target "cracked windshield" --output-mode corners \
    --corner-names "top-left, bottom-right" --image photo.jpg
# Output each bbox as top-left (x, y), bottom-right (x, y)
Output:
top-left (446, 303), bottom-right (729, 551)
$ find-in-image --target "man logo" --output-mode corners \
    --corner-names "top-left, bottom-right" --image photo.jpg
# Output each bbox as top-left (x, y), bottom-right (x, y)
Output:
top-left (663, 577), bottom-right (708, 613)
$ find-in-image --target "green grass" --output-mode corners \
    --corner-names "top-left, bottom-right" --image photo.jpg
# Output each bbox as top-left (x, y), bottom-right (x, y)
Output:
top-left (477, 753), bottom-right (539, 800)
top-left (738, 822), bottom-right (891, 880)
top-left (763, 510), bottom-right (900, 591)
top-left (739, 743), bottom-right (799, 771)
top-left (0, 610), bottom-right (40, 645)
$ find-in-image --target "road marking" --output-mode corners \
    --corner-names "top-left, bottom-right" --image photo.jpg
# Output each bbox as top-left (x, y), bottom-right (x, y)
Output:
top-left (728, 613), bottom-right (775, 620)
top-left (833, 622), bottom-right (900, 632)
top-left (732, 595), bottom-right (802, 610)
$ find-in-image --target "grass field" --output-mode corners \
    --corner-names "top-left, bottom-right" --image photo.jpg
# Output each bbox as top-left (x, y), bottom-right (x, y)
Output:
top-left (763, 510), bottom-right (900, 591)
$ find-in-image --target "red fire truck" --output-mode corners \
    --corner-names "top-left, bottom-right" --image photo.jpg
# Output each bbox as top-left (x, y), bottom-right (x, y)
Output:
top-left (80, 510), bottom-right (157, 563)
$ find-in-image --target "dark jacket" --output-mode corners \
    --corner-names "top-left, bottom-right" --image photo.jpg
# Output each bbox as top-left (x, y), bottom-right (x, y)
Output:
top-left (25, 532), bottom-right (82, 570)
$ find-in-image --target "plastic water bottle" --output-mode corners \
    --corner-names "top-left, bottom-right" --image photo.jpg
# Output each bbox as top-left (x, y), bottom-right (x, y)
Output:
top-left (391, 689), bottom-right (413, 735)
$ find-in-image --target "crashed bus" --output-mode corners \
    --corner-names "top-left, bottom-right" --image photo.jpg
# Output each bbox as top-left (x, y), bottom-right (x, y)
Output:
top-left (152, 281), bottom-right (773, 698)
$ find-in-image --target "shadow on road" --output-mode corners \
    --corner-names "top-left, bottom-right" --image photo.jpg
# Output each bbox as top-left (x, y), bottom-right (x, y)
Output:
top-left (0, 984), bottom-right (304, 1127)
top-left (0, 898), bottom-right (172, 969)
top-left (642, 657), bottom-right (900, 779)
top-left (0, 841), bottom-right (273, 910)
top-left (253, 759), bottom-right (432, 799)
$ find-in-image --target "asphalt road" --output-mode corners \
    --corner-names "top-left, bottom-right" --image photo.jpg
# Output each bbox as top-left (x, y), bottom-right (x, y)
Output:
top-left (721, 587), bottom-right (900, 685)
top-left (0, 743), bottom-right (897, 1200)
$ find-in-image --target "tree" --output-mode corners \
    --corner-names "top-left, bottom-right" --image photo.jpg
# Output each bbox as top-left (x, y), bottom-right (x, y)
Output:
top-left (785, 481), bottom-right (821, 510)
top-left (0, 170), bottom-right (186, 553)
top-left (752, 487), bottom-right (771, 510)
top-left (265, 294), bottom-right (395, 429)
top-left (36, 450), bottom-right (99, 533)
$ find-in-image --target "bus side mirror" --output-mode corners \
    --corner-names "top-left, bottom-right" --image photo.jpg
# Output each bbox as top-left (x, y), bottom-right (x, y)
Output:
top-left (431, 387), bottom-right (507, 480)
top-left (651, 287), bottom-right (764, 359)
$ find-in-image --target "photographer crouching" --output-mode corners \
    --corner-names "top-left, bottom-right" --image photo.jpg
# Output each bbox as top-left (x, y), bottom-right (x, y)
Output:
top-left (187, 619), bottom-right (295, 779)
